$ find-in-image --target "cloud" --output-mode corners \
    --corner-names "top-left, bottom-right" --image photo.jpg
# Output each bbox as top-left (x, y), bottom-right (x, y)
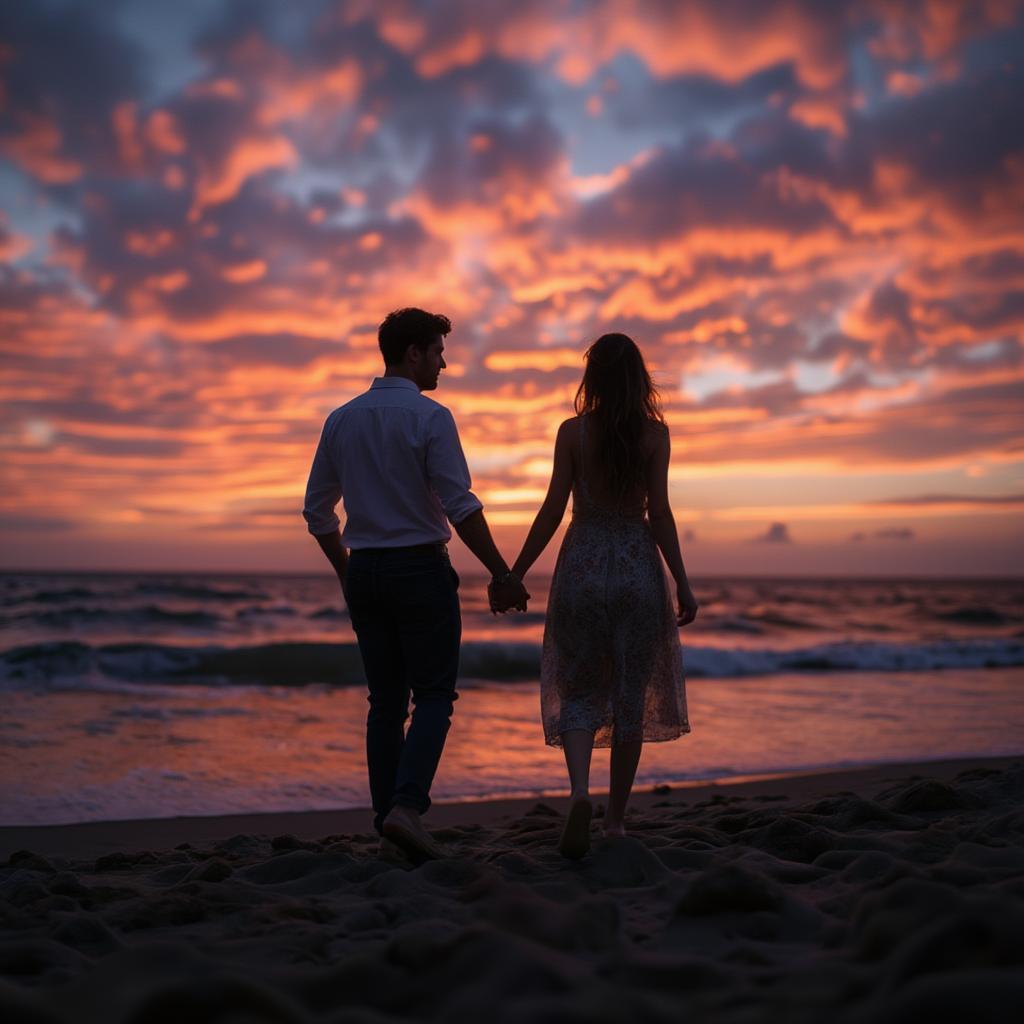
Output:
top-left (869, 493), bottom-right (1024, 508)
top-left (850, 527), bottom-right (916, 541)
top-left (752, 522), bottom-right (792, 544)
top-left (875, 527), bottom-right (915, 540)
top-left (0, 1), bottom-right (145, 181)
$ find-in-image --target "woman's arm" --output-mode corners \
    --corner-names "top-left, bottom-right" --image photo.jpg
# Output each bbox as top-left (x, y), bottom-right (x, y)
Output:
top-left (646, 426), bottom-right (698, 625)
top-left (510, 419), bottom-right (575, 581)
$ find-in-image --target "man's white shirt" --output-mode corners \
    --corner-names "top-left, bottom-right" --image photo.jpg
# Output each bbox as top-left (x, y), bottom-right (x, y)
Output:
top-left (302, 376), bottom-right (482, 548)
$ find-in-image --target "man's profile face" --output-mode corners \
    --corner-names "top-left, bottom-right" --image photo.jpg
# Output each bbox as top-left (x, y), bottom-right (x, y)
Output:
top-left (413, 335), bottom-right (446, 391)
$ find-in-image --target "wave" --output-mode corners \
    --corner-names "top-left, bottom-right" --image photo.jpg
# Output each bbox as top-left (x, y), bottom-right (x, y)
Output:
top-left (0, 586), bottom-right (102, 606)
top-left (684, 639), bottom-right (1024, 676)
top-left (1, 637), bottom-right (1022, 690)
top-left (132, 582), bottom-right (267, 601)
top-left (3, 603), bottom-right (350, 631)
top-left (4, 605), bottom-right (224, 630)
top-left (930, 606), bottom-right (1013, 626)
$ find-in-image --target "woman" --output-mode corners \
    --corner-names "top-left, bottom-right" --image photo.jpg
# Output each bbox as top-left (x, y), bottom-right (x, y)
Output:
top-left (496, 333), bottom-right (697, 859)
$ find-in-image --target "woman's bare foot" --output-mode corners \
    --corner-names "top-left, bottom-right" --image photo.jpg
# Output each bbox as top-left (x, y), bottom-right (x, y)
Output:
top-left (558, 795), bottom-right (593, 860)
top-left (602, 822), bottom-right (626, 838)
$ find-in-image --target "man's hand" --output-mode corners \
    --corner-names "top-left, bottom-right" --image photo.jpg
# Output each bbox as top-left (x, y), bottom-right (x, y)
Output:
top-left (489, 576), bottom-right (530, 614)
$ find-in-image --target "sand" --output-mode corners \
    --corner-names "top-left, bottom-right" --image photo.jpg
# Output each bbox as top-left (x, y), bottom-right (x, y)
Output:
top-left (2, 755), bottom-right (1023, 1023)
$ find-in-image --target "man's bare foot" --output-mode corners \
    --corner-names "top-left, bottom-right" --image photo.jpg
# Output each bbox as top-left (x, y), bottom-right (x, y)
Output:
top-left (382, 805), bottom-right (444, 865)
top-left (558, 795), bottom-right (593, 860)
top-left (377, 835), bottom-right (409, 864)
top-left (602, 823), bottom-right (626, 838)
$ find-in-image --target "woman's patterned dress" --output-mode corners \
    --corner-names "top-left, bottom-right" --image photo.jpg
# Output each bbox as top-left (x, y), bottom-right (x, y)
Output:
top-left (540, 418), bottom-right (690, 747)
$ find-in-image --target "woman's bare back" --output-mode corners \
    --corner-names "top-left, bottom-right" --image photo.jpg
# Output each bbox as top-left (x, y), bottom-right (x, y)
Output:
top-left (569, 415), bottom-right (666, 516)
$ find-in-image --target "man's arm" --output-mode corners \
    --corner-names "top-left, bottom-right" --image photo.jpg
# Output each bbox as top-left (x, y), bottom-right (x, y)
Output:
top-left (453, 509), bottom-right (529, 611)
top-left (303, 417), bottom-right (347, 584)
top-left (425, 407), bottom-right (528, 608)
top-left (451, 508), bottom-right (508, 577)
top-left (313, 530), bottom-right (348, 584)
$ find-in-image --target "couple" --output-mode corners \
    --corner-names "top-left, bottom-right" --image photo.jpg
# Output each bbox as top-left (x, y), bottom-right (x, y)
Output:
top-left (303, 307), bottom-right (697, 863)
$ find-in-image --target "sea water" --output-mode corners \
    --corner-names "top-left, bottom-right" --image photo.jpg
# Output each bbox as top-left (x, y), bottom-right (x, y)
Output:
top-left (1, 572), bottom-right (1022, 824)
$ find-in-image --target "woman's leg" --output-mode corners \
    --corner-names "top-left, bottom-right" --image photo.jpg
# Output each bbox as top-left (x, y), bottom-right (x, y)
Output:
top-left (558, 729), bottom-right (595, 859)
top-left (561, 729), bottom-right (595, 798)
top-left (605, 740), bottom-right (643, 835)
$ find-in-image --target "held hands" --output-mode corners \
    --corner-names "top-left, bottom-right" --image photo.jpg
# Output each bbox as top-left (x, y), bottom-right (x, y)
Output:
top-left (676, 581), bottom-right (699, 627)
top-left (489, 574), bottom-right (530, 615)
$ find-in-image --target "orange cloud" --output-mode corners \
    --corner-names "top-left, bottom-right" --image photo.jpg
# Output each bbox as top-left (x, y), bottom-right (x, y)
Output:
top-left (0, 219), bottom-right (31, 261)
top-left (256, 60), bottom-right (362, 127)
top-left (145, 110), bottom-right (187, 154)
top-left (185, 78), bottom-right (244, 100)
top-left (112, 101), bottom-right (144, 170)
top-left (221, 260), bottom-right (268, 283)
top-left (375, 2), bottom-right (847, 88)
top-left (484, 348), bottom-right (582, 372)
top-left (189, 134), bottom-right (298, 218)
top-left (1, 114), bottom-right (82, 183)
top-left (124, 229), bottom-right (176, 256)
top-left (886, 69), bottom-right (926, 96)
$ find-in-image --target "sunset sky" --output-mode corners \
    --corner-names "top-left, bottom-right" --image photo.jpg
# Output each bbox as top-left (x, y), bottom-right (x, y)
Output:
top-left (1, 0), bottom-right (1022, 577)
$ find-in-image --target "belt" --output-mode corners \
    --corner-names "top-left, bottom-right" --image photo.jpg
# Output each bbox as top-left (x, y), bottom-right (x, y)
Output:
top-left (358, 542), bottom-right (448, 555)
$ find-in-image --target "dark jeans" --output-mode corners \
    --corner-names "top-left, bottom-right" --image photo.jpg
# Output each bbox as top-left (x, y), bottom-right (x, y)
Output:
top-left (344, 546), bottom-right (461, 834)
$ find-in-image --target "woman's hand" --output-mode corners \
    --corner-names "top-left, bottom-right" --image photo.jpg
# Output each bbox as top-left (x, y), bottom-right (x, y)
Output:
top-left (488, 576), bottom-right (530, 614)
top-left (676, 582), bottom-right (698, 626)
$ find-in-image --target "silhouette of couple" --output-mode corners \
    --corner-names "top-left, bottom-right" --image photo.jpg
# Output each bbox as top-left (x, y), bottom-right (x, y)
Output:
top-left (303, 308), bottom-right (697, 862)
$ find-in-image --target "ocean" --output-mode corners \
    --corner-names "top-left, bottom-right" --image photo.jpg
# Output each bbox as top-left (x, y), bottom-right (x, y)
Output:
top-left (2, 572), bottom-right (1022, 825)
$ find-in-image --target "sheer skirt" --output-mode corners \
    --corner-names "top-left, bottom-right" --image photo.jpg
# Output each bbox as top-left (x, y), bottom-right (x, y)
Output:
top-left (540, 505), bottom-right (690, 748)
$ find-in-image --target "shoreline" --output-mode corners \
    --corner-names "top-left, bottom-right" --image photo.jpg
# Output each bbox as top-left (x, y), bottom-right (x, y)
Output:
top-left (3, 752), bottom-right (1020, 861)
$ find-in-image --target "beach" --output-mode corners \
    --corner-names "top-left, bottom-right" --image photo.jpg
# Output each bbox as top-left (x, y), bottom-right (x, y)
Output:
top-left (2, 754), bottom-right (1023, 1022)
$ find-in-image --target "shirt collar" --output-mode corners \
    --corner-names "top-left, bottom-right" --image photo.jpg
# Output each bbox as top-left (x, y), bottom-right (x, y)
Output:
top-left (371, 376), bottom-right (420, 392)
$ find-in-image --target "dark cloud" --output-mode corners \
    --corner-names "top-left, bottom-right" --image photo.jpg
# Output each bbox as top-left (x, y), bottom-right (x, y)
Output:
top-left (752, 522), bottom-right (791, 544)
top-left (860, 279), bottom-right (919, 364)
top-left (576, 130), bottom-right (840, 246)
top-left (805, 332), bottom-right (872, 364)
top-left (0, 513), bottom-right (76, 531)
top-left (0, 1), bottom-right (146, 176)
top-left (850, 527), bottom-right (914, 542)
top-left (608, 61), bottom-right (801, 133)
top-left (875, 527), bottom-right (914, 540)
top-left (854, 59), bottom-right (1024, 201)
top-left (55, 433), bottom-right (187, 458)
top-left (205, 333), bottom-right (343, 368)
top-left (870, 493), bottom-right (1024, 507)
top-left (417, 113), bottom-right (565, 212)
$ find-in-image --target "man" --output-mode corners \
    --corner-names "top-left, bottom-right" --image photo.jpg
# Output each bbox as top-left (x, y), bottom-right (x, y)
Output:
top-left (303, 307), bottom-right (528, 862)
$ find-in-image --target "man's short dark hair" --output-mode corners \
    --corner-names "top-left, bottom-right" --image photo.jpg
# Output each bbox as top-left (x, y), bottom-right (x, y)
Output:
top-left (378, 308), bottom-right (452, 366)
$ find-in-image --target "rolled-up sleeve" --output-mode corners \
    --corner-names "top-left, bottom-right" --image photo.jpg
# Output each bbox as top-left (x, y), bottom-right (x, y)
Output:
top-left (302, 419), bottom-right (343, 535)
top-left (425, 407), bottom-right (483, 525)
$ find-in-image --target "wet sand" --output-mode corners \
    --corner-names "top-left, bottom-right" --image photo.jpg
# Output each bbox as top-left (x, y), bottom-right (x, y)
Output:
top-left (2, 755), bottom-right (1023, 1022)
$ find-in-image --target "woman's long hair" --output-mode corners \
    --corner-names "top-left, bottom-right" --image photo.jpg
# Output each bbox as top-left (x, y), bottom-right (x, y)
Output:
top-left (573, 333), bottom-right (665, 501)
